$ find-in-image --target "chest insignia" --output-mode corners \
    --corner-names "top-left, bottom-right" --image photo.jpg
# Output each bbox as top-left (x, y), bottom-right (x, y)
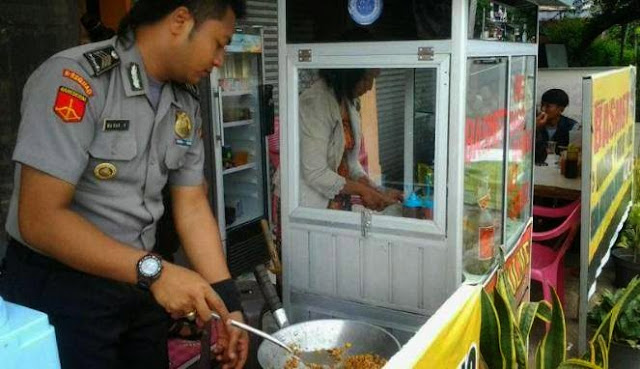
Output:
top-left (174, 111), bottom-right (192, 139)
top-left (94, 163), bottom-right (117, 180)
top-left (83, 46), bottom-right (120, 76)
top-left (103, 119), bottom-right (130, 131)
top-left (128, 63), bottom-right (143, 91)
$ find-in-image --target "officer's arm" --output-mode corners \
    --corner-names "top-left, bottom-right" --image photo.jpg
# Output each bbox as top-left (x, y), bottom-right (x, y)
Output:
top-left (18, 165), bottom-right (147, 283)
top-left (170, 184), bottom-right (232, 283)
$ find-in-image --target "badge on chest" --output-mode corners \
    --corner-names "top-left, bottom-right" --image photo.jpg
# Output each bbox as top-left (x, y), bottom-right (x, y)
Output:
top-left (174, 111), bottom-right (193, 147)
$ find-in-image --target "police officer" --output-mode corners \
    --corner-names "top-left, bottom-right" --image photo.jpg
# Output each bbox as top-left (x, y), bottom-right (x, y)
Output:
top-left (0, 1), bottom-right (248, 368)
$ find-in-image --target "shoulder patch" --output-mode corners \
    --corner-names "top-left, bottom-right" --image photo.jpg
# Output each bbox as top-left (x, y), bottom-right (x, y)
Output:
top-left (53, 86), bottom-right (88, 123)
top-left (83, 46), bottom-right (120, 76)
top-left (177, 83), bottom-right (200, 100)
top-left (62, 69), bottom-right (94, 96)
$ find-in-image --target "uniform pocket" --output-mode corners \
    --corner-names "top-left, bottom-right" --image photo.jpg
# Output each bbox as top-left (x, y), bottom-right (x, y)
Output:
top-left (164, 144), bottom-right (189, 170)
top-left (88, 132), bottom-right (137, 161)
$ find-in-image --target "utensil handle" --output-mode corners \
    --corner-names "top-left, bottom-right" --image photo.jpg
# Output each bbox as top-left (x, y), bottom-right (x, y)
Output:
top-left (210, 312), bottom-right (293, 354)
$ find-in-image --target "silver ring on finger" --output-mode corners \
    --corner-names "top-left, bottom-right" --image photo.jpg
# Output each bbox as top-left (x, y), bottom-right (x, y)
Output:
top-left (184, 310), bottom-right (197, 321)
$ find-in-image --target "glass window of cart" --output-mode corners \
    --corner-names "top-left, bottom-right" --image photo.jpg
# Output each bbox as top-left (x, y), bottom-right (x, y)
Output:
top-left (298, 68), bottom-right (438, 220)
top-left (468, 0), bottom-right (537, 43)
top-left (463, 58), bottom-right (508, 281)
top-left (505, 56), bottom-right (535, 248)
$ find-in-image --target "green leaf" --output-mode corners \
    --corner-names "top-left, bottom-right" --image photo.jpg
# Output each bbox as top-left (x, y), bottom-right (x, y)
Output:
top-left (519, 302), bottom-right (542, 344)
top-left (539, 288), bottom-right (566, 369)
top-left (556, 358), bottom-right (604, 368)
top-left (515, 331), bottom-right (528, 369)
top-left (536, 301), bottom-right (553, 323)
top-left (596, 334), bottom-right (608, 368)
top-left (535, 340), bottom-right (543, 369)
top-left (481, 289), bottom-right (505, 369)
top-left (494, 288), bottom-right (517, 369)
top-left (590, 277), bottom-right (640, 349)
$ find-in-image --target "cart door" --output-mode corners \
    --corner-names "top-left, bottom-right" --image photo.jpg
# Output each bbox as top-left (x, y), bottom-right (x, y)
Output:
top-left (280, 48), bottom-right (451, 340)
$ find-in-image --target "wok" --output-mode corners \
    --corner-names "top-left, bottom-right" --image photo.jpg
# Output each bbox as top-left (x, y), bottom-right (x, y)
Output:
top-left (253, 265), bottom-right (400, 368)
top-left (257, 319), bottom-right (400, 368)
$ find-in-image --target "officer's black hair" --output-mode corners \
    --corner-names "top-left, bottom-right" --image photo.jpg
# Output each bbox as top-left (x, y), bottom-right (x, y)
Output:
top-left (117, 0), bottom-right (246, 42)
top-left (541, 88), bottom-right (570, 108)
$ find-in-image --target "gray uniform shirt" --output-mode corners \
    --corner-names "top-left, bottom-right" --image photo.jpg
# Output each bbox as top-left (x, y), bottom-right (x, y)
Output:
top-left (6, 37), bottom-right (204, 251)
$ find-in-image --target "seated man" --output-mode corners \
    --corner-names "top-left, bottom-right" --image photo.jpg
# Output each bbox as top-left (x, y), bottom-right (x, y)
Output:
top-left (535, 88), bottom-right (578, 164)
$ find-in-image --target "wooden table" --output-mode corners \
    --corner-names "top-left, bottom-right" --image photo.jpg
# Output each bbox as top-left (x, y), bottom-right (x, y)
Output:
top-left (533, 156), bottom-right (582, 200)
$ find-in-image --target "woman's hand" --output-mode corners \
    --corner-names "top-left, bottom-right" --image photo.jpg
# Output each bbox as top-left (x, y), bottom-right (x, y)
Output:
top-left (361, 187), bottom-right (396, 211)
top-left (383, 188), bottom-right (404, 203)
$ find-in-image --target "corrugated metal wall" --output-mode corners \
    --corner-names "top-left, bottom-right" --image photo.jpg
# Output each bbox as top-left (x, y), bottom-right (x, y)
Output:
top-left (376, 70), bottom-right (406, 184)
top-left (237, 0), bottom-right (279, 111)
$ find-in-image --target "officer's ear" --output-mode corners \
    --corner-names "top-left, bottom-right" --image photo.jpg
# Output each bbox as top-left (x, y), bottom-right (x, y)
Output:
top-left (168, 6), bottom-right (195, 38)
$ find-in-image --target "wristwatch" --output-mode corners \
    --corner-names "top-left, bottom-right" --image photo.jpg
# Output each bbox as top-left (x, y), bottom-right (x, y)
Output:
top-left (136, 253), bottom-right (163, 289)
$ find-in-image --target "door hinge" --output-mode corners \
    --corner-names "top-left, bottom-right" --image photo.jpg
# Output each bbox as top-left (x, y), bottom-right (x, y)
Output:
top-left (418, 47), bottom-right (434, 61)
top-left (298, 49), bottom-right (312, 62)
top-left (361, 210), bottom-right (372, 238)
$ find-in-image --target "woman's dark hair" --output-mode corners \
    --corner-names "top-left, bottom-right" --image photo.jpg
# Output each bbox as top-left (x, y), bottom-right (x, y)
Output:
top-left (318, 69), bottom-right (369, 102)
top-left (117, 0), bottom-right (246, 42)
top-left (541, 88), bottom-right (570, 108)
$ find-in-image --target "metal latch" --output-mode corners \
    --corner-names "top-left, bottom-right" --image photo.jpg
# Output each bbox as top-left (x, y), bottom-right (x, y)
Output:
top-left (418, 47), bottom-right (434, 61)
top-left (298, 49), bottom-right (312, 62)
top-left (361, 210), bottom-right (372, 238)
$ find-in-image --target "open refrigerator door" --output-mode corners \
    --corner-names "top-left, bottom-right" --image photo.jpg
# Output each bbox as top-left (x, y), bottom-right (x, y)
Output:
top-left (208, 30), bottom-right (273, 275)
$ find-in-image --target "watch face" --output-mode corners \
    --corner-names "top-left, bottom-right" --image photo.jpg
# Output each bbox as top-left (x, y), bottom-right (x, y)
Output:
top-left (348, 0), bottom-right (383, 26)
top-left (140, 257), bottom-right (161, 277)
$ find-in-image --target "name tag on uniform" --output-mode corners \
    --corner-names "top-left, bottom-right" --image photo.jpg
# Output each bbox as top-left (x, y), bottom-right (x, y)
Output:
top-left (103, 119), bottom-right (130, 131)
top-left (175, 138), bottom-right (193, 147)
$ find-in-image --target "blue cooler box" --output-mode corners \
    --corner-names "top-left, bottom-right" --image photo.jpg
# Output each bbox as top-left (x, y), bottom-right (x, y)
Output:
top-left (0, 295), bottom-right (61, 369)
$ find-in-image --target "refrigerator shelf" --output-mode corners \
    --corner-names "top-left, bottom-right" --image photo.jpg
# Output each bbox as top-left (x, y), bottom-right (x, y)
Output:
top-left (223, 162), bottom-right (256, 175)
top-left (223, 119), bottom-right (253, 128)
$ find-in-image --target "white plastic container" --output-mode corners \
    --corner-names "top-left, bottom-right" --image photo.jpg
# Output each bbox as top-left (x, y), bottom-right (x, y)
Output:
top-left (0, 296), bottom-right (61, 369)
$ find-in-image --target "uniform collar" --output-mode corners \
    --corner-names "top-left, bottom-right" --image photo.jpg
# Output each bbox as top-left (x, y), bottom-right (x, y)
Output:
top-left (115, 36), bottom-right (184, 111)
top-left (115, 38), bottom-right (150, 98)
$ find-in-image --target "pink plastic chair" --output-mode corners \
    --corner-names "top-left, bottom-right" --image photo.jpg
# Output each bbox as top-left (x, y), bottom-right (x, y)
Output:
top-left (531, 200), bottom-right (581, 306)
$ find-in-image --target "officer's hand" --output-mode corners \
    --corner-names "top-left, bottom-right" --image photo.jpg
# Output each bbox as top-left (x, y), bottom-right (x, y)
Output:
top-left (149, 263), bottom-right (230, 324)
top-left (214, 311), bottom-right (249, 369)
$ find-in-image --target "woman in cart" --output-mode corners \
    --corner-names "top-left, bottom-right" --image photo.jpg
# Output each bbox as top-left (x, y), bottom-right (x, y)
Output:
top-left (299, 68), bottom-right (403, 212)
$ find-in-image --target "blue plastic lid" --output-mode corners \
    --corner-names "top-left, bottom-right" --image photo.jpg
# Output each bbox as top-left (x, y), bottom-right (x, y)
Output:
top-left (403, 192), bottom-right (422, 208)
top-left (423, 199), bottom-right (433, 209)
top-left (0, 295), bottom-right (7, 329)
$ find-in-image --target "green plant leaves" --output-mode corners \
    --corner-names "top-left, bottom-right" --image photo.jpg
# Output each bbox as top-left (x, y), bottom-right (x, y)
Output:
top-left (481, 289), bottom-right (506, 369)
top-left (590, 277), bottom-right (640, 350)
top-left (556, 358), bottom-right (603, 369)
top-left (537, 288), bottom-right (567, 369)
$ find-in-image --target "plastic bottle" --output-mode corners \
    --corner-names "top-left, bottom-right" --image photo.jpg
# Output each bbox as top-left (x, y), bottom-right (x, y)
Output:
top-left (478, 175), bottom-right (495, 260)
top-left (403, 192), bottom-right (422, 219)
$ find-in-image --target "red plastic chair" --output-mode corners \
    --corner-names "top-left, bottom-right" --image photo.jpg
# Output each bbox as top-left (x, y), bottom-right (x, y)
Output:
top-left (531, 200), bottom-right (581, 306)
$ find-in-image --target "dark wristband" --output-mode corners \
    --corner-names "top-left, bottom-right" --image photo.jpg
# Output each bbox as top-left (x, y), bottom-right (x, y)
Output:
top-left (211, 279), bottom-right (243, 313)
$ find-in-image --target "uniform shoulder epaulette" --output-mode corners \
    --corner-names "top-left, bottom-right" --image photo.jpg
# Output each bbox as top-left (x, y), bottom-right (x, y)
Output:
top-left (83, 46), bottom-right (120, 77)
top-left (177, 83), bottom-right (200, 100)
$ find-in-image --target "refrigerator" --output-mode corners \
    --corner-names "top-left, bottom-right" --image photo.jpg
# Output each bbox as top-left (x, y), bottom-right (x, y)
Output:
top-left (206, 29), bottom-right (274, 276)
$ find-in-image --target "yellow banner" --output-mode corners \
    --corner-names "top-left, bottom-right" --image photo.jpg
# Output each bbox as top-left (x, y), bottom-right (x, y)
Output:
top-left (589, 68), bottom-right (635, 262)
top-left (415, 288), bottom-right (481, 368)
top-left (385, 286), bottom-right (482, 368)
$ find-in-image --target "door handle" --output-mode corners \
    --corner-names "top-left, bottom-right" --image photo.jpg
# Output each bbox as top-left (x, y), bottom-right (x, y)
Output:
top-left (215, 86), bottom-right (224, 145)
top-left (361, 210), bottom-right (372, 238)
